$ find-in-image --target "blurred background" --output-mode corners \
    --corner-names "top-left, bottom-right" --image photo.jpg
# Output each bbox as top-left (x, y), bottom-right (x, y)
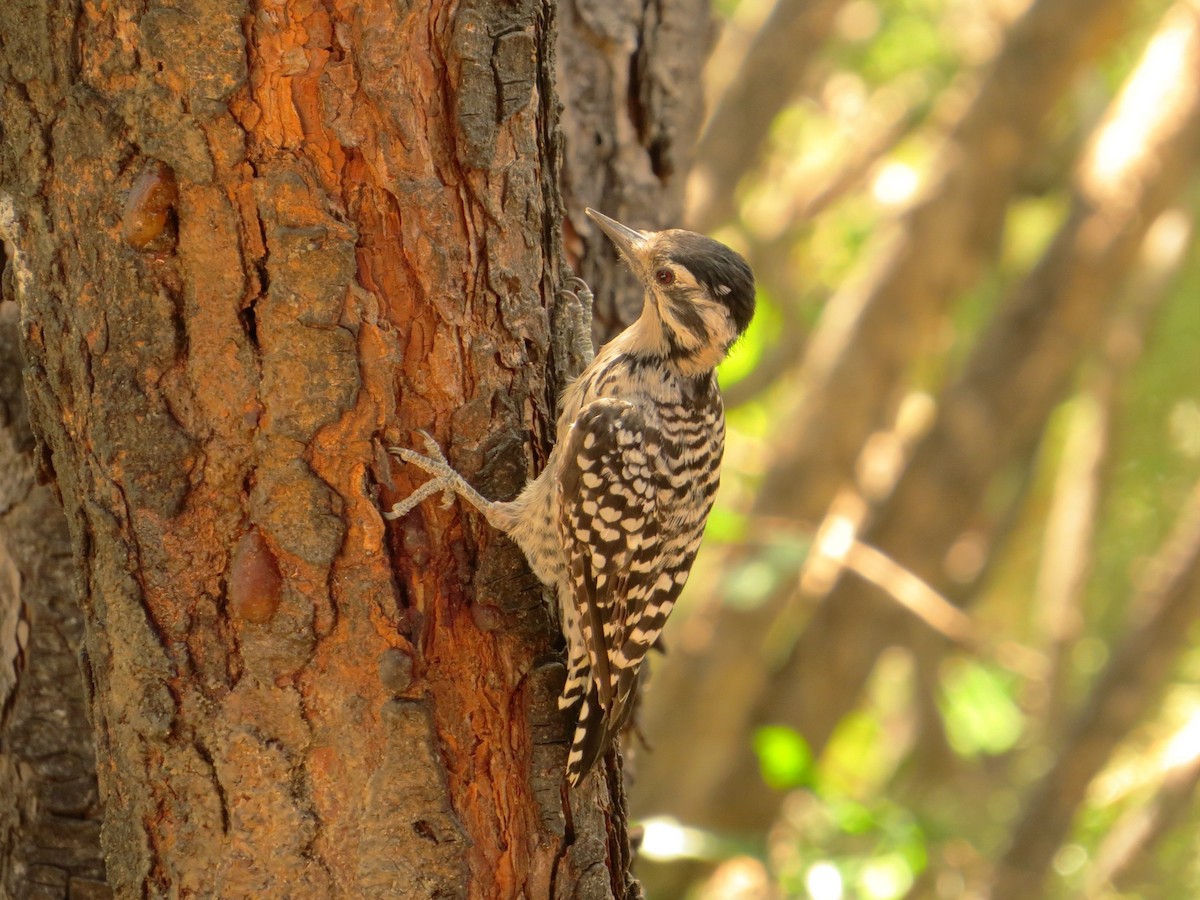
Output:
top-left (623, 0), bottom-right (1200, 897)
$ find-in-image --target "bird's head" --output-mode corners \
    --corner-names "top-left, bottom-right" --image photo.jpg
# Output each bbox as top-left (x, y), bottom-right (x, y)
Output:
top-left (586, 208), bottom-right (756, 375)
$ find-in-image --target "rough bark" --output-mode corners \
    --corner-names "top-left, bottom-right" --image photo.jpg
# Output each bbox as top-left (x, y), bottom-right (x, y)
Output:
top-left (0, 0), bottom-right (710, 895)
top-left (0, 304), bottom-right (110, 898)
top-left (557, 0), bottom-right (715, 339)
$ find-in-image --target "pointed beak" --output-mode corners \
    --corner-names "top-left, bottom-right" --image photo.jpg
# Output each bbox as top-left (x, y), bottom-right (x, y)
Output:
top-left (585, 208), bottom-right (649, 263)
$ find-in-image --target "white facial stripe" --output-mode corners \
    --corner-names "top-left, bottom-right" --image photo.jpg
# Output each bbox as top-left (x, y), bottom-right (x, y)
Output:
top-left (697, 302), bottom-right (736, 346)
top-left (671, 267), bottom-right (699, 290)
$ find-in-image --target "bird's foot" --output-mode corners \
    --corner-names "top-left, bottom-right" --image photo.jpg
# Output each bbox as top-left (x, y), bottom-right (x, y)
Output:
top-left (386, 431), bottom-right (465, 518)
top-left (559, 275), bottom-right (595, 371)
top-left (386, 431), bottom-right (499, 521)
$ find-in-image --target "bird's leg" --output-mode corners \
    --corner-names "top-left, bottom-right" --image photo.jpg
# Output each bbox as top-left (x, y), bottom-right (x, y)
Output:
top-left (386, 431), bottom-right (504, 526)
top-left (560, 275), bottom-right (595, 372)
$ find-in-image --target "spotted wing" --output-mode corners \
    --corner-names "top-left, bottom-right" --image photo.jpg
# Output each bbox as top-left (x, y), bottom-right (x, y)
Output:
top-left (556, 398), bottom-right (666, 778)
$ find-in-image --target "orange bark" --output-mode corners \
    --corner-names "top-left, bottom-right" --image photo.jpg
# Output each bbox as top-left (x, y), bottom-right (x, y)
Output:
top-left (2, 0), bottom-right (632, 893)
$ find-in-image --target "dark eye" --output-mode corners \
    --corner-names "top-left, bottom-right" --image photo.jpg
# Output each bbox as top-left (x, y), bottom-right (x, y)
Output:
top-left (655, 268), bottom-right (675, 286)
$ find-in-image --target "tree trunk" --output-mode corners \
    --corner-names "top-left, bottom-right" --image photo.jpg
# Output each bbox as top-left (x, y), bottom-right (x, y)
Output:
top-left (0, 0), bottom-right (710, 895)
top-left (1, 306), bottom-right (110, 898)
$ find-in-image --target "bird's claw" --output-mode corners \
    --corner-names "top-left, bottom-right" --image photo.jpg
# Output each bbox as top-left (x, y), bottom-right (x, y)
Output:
top-left (385, 432), bottom-right (497, 524)
top-left (417, 429), bottom-right (447, 462)
top-left (559, 274), bottom-right (595, 372)
top-left (388, 432), bottom-right (450, 474)
top-left (386, 432), bottom-right (457, 518)
top-left (559, 277), bottom-right (594, 309)
top-left (560, 276), bottom-right (592, 301)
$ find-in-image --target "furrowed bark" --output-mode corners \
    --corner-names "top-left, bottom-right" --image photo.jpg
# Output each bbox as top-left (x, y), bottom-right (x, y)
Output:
top-left (558, 0), bottom-right (715, 340)
top-left (0, 0), bottom-right (708, 894)
top-left (0, 305), bottom-right (109, 898)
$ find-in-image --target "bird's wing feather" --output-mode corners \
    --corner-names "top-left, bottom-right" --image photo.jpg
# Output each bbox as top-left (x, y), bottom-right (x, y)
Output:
top-left (556, 398), bottom-right (666, 718)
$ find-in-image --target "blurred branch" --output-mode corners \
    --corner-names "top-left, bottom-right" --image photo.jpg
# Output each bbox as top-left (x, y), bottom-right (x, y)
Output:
top-left (721, 299), bottom-right (809, 409)
top-left (722, 90), bottom-right (929, 408)
top-left (688, 0), bottom-right (847, 233)
top-left (635, 0), bottom-right (1141, 832)
top-left (1034, 391), bottom-right (1109, 715)
top-left (836, 536), bottom-right (1044, 680)
top-left (1089, 715), bottom-right (1200, 893)
top-left (784, 84), bottom-right (927, 226)
top-left (754, 0), bottom-right (1130, 527)
top-left (990, 481), bottom-right (1200, 899)
top-left (721, 333), bottom-right (804, 410)
top-left (763, 0), bottom-right (1200, 819)
top-left (1035, 210), bottom-right (1195, 731)
top-left (707, 516), bottom-right (1044, 676)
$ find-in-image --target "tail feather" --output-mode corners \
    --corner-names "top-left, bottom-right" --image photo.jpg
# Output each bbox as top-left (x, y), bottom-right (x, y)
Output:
top-left (566, 684), bottom-right (612, 786)
top-left (558, 647), bottom-right (589, 711)
top-left (565, 681), bottom-right (642, 786)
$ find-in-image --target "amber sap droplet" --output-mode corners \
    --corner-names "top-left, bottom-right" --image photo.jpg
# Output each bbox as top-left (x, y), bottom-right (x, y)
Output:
top-left (228, 528), bottom-right (283, 624)
top-left (121, 160), bottom-right (178, 249)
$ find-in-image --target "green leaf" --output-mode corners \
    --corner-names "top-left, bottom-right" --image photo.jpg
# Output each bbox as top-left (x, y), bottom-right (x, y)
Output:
top-left (938, 659), bottom-right (1024, 757)
top-left (704, 505), bottom-right (748, 544)
top-left (753, 725), bottom-right (814, 789)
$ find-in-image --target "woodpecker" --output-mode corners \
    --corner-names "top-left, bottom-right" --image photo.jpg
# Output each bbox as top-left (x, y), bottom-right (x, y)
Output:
top-left (387, 209), bottom-right (755, 785)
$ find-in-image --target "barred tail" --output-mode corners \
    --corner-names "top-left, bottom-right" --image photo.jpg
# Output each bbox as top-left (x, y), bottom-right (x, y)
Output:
top-left (566, 683), bottom-right (611, 786)
top-left (566, 682), bottom-right (642, 786)
top-left (558, 641), bottom-right (590, 712)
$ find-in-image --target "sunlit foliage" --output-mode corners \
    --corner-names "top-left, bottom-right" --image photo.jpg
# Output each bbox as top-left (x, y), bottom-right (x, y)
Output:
top-left (636, 0), bottom-right (1200, 897)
